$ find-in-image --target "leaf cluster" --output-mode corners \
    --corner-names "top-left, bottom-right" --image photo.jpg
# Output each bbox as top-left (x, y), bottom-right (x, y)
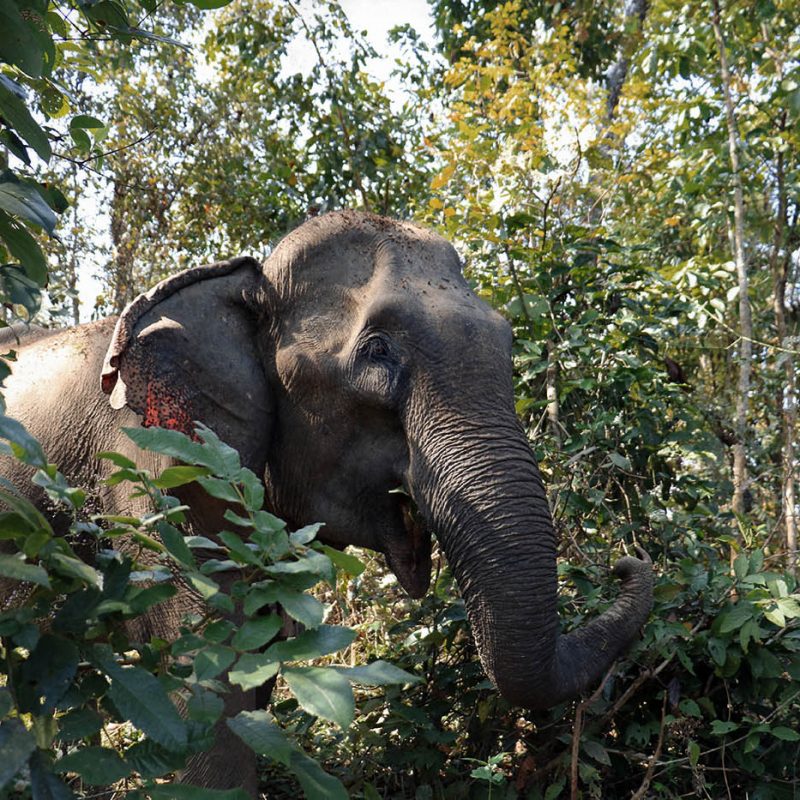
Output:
top-left (0, 421), bottom-right (418, 799)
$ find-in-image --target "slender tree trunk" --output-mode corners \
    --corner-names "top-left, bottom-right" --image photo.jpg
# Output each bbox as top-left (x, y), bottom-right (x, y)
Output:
top-left (67, 164), bottom-right (81, 326)
top-left (605, 0), bottom-right (650, 123)
top-left (546, 339), bottom-right (561, 447)
top-left (588, 0), bottom-right (650, 230)
top-left (770, 138), bottom-right (797, 572)
top-left (710, 0), bottom-right (752, 545)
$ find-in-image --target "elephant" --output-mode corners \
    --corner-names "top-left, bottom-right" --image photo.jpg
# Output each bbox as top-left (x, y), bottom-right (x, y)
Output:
top-left (1, 210), bottom-right (653, 794)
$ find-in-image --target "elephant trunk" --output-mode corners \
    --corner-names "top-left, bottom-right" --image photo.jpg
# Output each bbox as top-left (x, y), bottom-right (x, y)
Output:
top-left (407, 413), bottom-right (653, 709)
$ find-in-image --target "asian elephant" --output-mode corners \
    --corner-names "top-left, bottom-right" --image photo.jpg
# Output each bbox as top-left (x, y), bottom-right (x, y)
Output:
top-left (1, 211), bottom-right (653, 794)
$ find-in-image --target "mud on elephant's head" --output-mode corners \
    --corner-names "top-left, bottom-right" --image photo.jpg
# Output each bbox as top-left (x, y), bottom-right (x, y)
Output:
top-left (102, 210), bottom-right (653, 709)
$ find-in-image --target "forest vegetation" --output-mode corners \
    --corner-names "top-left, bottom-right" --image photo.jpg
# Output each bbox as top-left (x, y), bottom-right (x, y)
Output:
top-left (0, 0), bottom-right (799, 797)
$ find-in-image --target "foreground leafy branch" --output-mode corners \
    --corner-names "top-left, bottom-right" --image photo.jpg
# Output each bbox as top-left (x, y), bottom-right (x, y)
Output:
top-left (0, 422), bottom-right (419, 798)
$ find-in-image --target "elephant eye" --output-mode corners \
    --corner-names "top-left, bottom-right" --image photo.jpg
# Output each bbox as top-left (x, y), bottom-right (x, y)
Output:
top-left (352, 333), bottom-right (405, 404)
top-left (362, 335), bottom-right (393, 364)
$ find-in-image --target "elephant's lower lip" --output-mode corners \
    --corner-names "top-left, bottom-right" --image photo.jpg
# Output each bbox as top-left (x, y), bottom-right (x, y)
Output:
top-left (385, 496), bottom-right (432, 598)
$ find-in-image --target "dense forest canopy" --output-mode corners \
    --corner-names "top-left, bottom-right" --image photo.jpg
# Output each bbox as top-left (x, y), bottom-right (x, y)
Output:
top-left (1, 0), bottom-right (800, 797)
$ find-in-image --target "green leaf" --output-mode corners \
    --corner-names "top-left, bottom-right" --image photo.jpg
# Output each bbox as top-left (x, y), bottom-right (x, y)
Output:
top-left (274, 588), bottom-right (325, 629)
top-left (267, 550), bottom-right (335, 583)
top-left (284, 666), bottom-right (354, 730)
top-left (764, 604), bottom-right (786, 627)
top-left (582, 739), bottom-right (611, 766)
top-left (186, 0), bottom-right (235, 8)
top-left (688, 739), bottom-right (700, 767)
top-left (0, 128), bottom-right (31, 165)
top-left (124, 738), bottom-right (186, 779)
top-left (0, 180), bottom-right (56, 233)
top-left (96, 451), bottom-right (137, 469)
top-left (148, 786), bottom-right (250, 800)
top-left (0, 487), bottom-right (51, 531)
top-left (129, 582), bottom-right (177, 614)
top-left (94, 648), bottom-right (187, 750)
top-left (707, 637), bottom-right (726, 666)
top-left (227, 710), bottom-right (294, 766)
top-left (608, 451), bottom-right (631, 471)
top-left (69, 128), bottom-right (90, 153)
top-left (57, 708), bottom-right (103, 742)
top-left (186, 535), bottom-right (225, 551)
top-left (0, 82), bottom-right (51, 161)
top-left (194, 645), bottom-right (236, 681)
top-left (289, 750), bottom-right (348, 800)
top-left (56, 747), bottom-right (130, 785)
top-left (290, 523), bottom-right (322, 545)
top-left (0, 553), bottom-right (50, 587)
top-left (193, 424), bottom-right (242, 478)
top-left (678, 698), bottom-right (701, 717)
top-left (770, 726), bottom-right (800, 741)
top-left (239, 468), bottom-right (264, 510)
top-left (717, 603), bottom-right (753, 634)
top-left (218, 530), bottom-right (260, 565)
top-left (0, 211), bottom-right (47, 285)
top-left (40, 85), bottom-right (67, 118)
top-left (231, 614), bottom-right (282, 651)
top-left (710, 720), bottom-right (738, 735)
top-left (157, 521), bottom-right (195, 567)
top-left (229, 653), bottom-right (279, 692)
top-left (196, 476), bottom-right (241, 504)
top-left (319, 545), bottom-right (365, 577)
top-left (0, 718), bottom-right (35, 789)
top-left (203, 619), bottom-right (234, 644)
top-left (28, 750), bottom-right (75, 800)
top-left (336, 660), bottom-right (421, 686)
top-left (777, 597), bottom-right (800, 619)
top-left (0, 412), bottom-right (47, 467)
top-left (17, 634), bottom-right (78, 715)
top-left (266, 625), bottom-right (355, 662)
top-left (123, 426), bottom-right (222, 473)
top-left (187, 688), bottom-right (224, 724)
top-left (187, 571), bottom-right (220, 600)
top-left (0, 3), bottom-right (54, 78)
top-left (153, 465), bottom-right (211, 489)
top-left (544, 779), bottom-right (566, 800)
top-left (0, 264), bottom-right (41, 315)
top-left (49, 553), bottom-right (102, 587)
top-left (69, 115), bottom-right (105, 130)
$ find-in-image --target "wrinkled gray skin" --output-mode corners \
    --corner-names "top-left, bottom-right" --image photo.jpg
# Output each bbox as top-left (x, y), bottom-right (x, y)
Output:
top-left (1, 211), bottom-right (653, 795)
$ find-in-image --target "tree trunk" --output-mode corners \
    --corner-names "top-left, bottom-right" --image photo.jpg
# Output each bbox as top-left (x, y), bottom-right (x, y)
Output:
top-left (546, 339), bottom-right (561, 447)
top-left (770, 137), bottom-right (797, 573)
top-left (67, 163), bottom-right (81, 326)
top-left (605, 0), bottom-right (650, 123)
top-left (710, 0), bottom-right (752, 547)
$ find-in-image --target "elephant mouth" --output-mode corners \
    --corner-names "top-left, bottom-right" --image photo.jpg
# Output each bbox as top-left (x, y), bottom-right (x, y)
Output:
top-left (383, 495), bottom-right (432, 599)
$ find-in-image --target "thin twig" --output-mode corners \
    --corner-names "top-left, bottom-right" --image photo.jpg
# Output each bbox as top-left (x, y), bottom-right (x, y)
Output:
top-left (570, 664), bottom-right (615, 800)
top-left (631, 693), bottom-right (668, 800)
top-left (54, 131), bottom-right (155, 167)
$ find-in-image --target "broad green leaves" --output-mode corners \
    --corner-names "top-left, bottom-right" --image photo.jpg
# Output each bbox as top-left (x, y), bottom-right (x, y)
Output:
top-left (284, 667), bottom-right (355, 730)
top-left (0, 421), bottom-right (418, 796)
top-left (95, 648), bottom-right (188, 751)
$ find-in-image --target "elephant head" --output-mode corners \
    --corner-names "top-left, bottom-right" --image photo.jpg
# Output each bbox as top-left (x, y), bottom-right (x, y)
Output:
top-left (101, 210), bottom-right (653, 709)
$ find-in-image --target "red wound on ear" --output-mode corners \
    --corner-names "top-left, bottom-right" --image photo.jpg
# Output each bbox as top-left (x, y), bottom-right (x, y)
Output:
top-left (143, 381), bottom-right (195, 436)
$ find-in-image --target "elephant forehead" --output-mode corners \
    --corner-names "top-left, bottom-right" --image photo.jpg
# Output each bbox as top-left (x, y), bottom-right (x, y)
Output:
top-left (266, 212), bottom-right (462, 297)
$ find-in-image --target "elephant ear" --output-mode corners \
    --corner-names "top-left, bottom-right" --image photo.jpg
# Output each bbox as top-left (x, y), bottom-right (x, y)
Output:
top-left (101, 257), bottom-right (272, 473)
